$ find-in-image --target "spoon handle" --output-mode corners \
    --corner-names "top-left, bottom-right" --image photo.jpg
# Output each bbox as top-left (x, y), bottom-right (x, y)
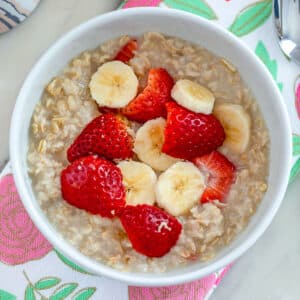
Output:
top-left (287, 0), bottom-right (300, 44)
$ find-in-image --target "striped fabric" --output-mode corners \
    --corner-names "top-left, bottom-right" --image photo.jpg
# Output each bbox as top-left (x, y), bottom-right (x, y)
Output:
top-left (0, 0), bottom-right (39, 33)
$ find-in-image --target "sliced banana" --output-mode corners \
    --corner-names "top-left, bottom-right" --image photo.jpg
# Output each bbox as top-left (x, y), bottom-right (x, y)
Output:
top-left (171, 79), bottom-right (215, 114)
top-left (118, 161), bottom-right (157, 206)
top-left (214, 103), bottom-right (251, 154)
top-left (155, 162), bottom-right (205, 216)
top-left (134, 117), bottom-right (180, 172)
top-left (89, 60), bottom-right (138, 108)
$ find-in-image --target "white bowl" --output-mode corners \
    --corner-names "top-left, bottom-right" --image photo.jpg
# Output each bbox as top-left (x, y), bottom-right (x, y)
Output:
top-left (10, 8), bottom-right (292, 286)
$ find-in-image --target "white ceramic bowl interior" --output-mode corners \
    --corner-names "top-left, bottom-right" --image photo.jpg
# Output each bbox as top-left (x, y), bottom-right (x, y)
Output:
top-left (10, 8), bottom-right (292, 286)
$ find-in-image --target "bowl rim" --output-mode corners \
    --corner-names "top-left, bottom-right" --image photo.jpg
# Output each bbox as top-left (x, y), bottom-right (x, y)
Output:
top-left (10, 7), bottom-right (292, 286)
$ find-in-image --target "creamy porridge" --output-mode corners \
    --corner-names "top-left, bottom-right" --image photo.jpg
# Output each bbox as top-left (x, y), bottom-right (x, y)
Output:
top-left (27, 32), bottom-right (269, 272)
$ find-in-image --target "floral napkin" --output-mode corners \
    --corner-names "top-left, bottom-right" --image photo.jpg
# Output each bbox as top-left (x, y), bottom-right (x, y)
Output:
top-left (1, 0), bottom-right (300, 299)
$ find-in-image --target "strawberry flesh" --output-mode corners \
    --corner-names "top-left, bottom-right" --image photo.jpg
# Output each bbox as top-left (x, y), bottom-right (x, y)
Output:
top-left (122, 68), bottom-right (174, 123)
top-left (194, 151), bottom-right (236, 203)
top-left (120, 204), bottom-right (182, 257)
top-left (114, 39), bottom-right (138, 63)
top-left (162, 102), bottom-right (225, 160)
top-left (61, 156), bottom-right (126, 218)
top-left (67, 113), bottom-right (133, 162)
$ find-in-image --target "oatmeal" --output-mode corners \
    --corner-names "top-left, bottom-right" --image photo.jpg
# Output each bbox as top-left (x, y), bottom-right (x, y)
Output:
top-left (27, 32), bottom-right (269, 272)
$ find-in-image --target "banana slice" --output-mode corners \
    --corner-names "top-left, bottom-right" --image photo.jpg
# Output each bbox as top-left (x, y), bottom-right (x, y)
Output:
top-left (134, 117), bottom-right (180, 172)
top-left (118, 161), bottom-right (157, 206)
top-left (214, 103), bottom-right (251, 154)
top-left (155, 162), bottom-right (205, 216)
top-left (89, 60), bottom-right (138, 108)
top-left (171, 79), bottom-right (215, 114)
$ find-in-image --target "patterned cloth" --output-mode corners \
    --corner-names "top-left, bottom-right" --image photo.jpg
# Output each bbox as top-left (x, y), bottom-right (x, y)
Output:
top-left (0, 0), bottom-right (40, 34)
top-left (1, 0), bottom-right (300, 299)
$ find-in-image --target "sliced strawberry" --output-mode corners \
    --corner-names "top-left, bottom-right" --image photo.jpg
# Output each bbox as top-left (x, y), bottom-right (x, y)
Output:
top-left (194, 151), bottom-right (236, 203)
top-left (122, 68), bottom-right (174, 123)
top-left (114, 39), bottom-right (138, 63)
top-left (120, 204), bottom-right (182, 257)
top-left (162, 102), bottom-right (225, 160)
top-left (61, 156), bottom-right (125, 217)
top-left (67, 113), bottom-right (133, 162)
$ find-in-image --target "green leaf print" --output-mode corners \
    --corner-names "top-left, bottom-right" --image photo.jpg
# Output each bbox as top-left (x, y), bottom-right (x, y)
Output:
top-left (22, 271), bottom-right (97, 299)
top-left (24, 285), bottom-right (36, 300)
top-left (228, 0), bottom-right (272, 37)
top-left (34, 277), bottom-right (61, 290)
top-left (0, 289), bottom-right (16, 300)
top-left (55, 250), bottom-right (91, 274)
top-left (292, 135), bottom-right (300, 156)
top-left (117, 1), bottom-right (125, 9)
top-left (49, 283), bottom-right (78, 300)
top-left (289, 158), bottom-right (300, 183)
top-left (255, 41), bottom-right (283, 91)
top-left (72, 288), bottom-right (96, 300)
top-left (164, 0), bottom-right (217, 20)
top-left (277, 82), bottom-right (283, 91)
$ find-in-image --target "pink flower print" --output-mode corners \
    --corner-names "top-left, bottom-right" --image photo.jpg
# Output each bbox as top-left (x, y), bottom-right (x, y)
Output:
top-left (129, 273), bottom-right (217, 300)
top-left (215, 264), bottom-right (232, 285)
top-left (0, 175), bottom-right (52, 265)
top-left (123, 0), bottom-right (161, 8)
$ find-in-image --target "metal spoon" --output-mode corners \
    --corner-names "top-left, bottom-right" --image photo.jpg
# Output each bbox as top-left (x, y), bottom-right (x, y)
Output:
top-left (274, 0), bottom-right (300, 64)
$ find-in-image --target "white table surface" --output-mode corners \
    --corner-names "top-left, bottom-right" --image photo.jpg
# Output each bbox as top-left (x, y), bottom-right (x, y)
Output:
top-left (1, 1), bottom-right (299, 299)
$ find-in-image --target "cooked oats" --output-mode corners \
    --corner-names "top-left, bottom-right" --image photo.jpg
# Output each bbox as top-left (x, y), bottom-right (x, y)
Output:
top-left (27, 32), bottom-right (269, 272)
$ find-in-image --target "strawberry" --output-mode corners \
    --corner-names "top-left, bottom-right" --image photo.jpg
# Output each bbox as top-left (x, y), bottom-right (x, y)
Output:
top-left (122, 68), bottom-right (174, 123)
top-left (67, 113), bottom-right (133, 162)
top-left (120, 204), bottom-right (182, 257)
top-left (61, 156), bottom-right (126, 217)
top-left (162, 102), bottom-right (225, 160)
top-left (193, 151), bottom-right (236, 203)
top-left (114, 39), bottom-right (138, 63)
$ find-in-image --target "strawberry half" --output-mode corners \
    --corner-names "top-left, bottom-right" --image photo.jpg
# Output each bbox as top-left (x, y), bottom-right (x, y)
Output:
top-left (120, 204), bottom-right (182, 257)
top-left (67, 113), bottom-right (133, 162)
top-left (162, 102), bottom-right (225, 160)
top-left (61, 156), bottom-right (126, 217)
top-left (114, 39), bottom-right (138, 63)
top-left (193, 151), bottom-right (236, 203)
top-left (122, 68), bottom-right (174, 123)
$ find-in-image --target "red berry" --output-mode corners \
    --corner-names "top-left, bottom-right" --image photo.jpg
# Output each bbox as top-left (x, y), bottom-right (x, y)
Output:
top-left (120, 204), bottom-right (182, 257)
top-left (162, 102), bottom-right (225, 160)
top-left (61, 156), bottom-right (125, 218)
top-left (67, 113), bottom-right (133, 162)
top-left (194, 151), bottom-right (236, 203)
top-left (122, 68), bottom-right (174, 123)
top-left (114, 39), bottom-right (138, 63)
